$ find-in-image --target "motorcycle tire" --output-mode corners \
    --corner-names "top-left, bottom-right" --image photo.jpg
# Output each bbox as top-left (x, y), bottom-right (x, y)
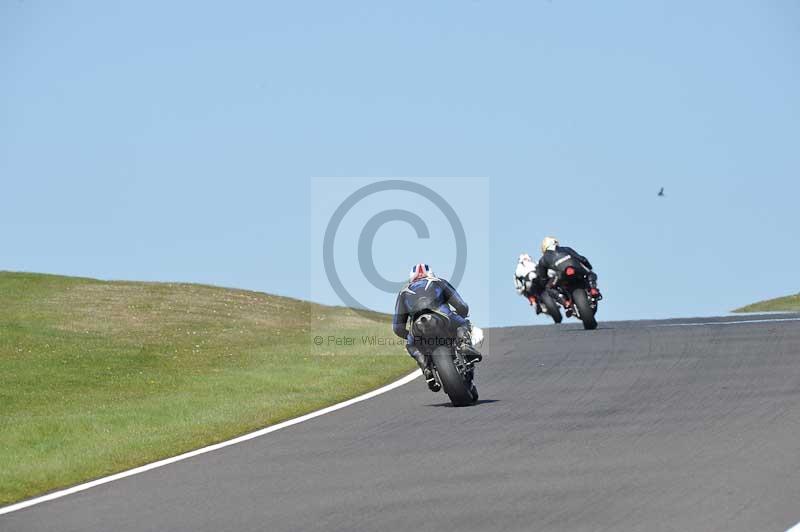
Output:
top-left (572, 288), bottom-right (598, 330)
top-left (432, 346), bottom-right (478, 406)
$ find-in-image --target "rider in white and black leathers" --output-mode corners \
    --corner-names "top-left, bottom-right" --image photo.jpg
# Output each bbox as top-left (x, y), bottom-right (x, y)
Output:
top-left (535, 236), bottom-right (601, 297)
top-left (393, 263), bottom-right (481, 391)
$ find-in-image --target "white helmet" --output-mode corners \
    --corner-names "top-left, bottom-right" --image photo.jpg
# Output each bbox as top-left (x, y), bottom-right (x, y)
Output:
top-left (540, 236), bottom-right (559, 254)
top-left (518, 253), bottom-right (534, 264)
top-left (409, 263), bottom-right (434, 282)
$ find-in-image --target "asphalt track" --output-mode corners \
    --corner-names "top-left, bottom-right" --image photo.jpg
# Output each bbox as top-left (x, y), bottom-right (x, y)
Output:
top-left (3, 314), bottom-right (800, 532)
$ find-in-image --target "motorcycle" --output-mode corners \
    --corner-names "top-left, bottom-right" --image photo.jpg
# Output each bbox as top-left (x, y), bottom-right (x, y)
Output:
top-left (548, 266), bottom-right (601, 330)
top-left (411, 310), bottom-right (480, 406)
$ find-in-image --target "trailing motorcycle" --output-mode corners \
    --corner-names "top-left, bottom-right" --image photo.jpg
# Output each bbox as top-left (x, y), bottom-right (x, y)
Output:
top-left (548, 266), bottom-right (602, 330)
top-left (411, 310), bottom-right (480, 406)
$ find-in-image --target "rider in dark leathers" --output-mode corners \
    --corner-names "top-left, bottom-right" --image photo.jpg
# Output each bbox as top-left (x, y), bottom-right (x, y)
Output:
top-left (535, 237), bottom-right (601, 302)
top-left (393, 263), bottom-right (481, 391)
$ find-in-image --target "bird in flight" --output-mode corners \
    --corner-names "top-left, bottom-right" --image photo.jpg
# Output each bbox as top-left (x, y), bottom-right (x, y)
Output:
top-left (657, 187), bottom-right (665, 197)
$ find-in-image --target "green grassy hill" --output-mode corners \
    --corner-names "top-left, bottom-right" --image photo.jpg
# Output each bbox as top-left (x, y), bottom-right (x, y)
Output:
top-left (0, 272), bottom-right (413, 505)
top-left (733, 293), bottom-right (800, 313)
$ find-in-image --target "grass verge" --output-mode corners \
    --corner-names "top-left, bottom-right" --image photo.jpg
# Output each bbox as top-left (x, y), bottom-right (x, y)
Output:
top-left (0, 272), bottom-right (413, 505)
top-left (733, 293), bottom-right (800, 313)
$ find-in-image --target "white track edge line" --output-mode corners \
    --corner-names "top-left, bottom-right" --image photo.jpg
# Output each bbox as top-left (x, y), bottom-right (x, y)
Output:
top-left (0, 369), bottom-right (421, 516)
top-left (649, 317), bottom-right (800, 328)
top-left (787, 521), bottom-right (800, 532)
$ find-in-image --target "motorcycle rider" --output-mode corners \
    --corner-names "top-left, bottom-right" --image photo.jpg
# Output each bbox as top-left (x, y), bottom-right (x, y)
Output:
top-left (393, 263), bottom-right (482, 392)
top-left (535, 236), bottom-right (601, 305)
top-left (514, 253), bottom-right (544, 313)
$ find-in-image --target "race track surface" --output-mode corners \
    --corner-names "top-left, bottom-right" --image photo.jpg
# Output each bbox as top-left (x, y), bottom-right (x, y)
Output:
top-left (3, 315), bottom-right (800, 532)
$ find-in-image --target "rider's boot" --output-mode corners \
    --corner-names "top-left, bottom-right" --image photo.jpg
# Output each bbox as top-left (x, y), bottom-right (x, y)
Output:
top-left (527, 295), bottom-right (542, 314)
top-left (587, 273), bottom-right (603, 300)
top-left (411, 349), bottom-right (440, 392)
top-left (456, 325), bottom-right (483, 366)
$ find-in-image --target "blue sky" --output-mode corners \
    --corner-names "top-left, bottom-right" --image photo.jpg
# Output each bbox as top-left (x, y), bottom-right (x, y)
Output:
top-left (2, 1), bottom-right (799, 326)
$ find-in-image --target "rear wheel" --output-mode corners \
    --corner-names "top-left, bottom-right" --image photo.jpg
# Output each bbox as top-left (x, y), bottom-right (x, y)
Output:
top-left (540, 291), bottom-right (562, 324)
top-left (432, 346), bottom-right (477, 406)
top-left (572, 289), bottom-right (597, 330)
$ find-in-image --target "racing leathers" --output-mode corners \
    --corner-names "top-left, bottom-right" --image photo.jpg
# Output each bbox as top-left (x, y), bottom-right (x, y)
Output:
top-left (514, 255), bottom-right (544, 312)
top-left (535, 245), bottom-right (600, 298)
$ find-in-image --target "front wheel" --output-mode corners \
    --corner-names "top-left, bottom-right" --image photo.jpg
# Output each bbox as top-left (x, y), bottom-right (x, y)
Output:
top-left (540, 291), bottom-right (563, 324)
top-left (572, 289), bottom-right (598, 330)
top-left (432, 346), bottom-right (477, 406)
